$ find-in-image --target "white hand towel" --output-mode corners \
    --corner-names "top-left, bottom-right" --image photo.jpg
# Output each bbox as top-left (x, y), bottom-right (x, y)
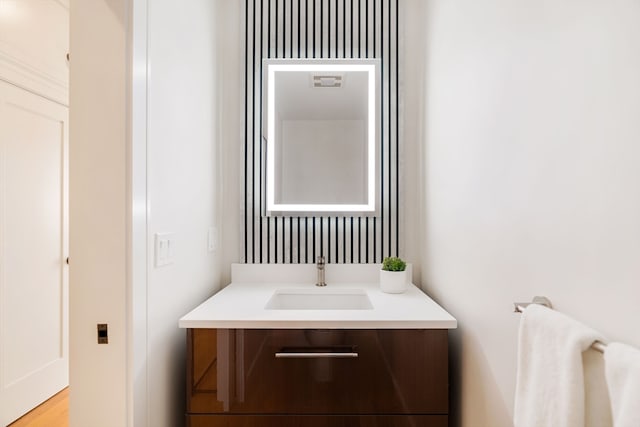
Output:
top-left (604, 342), bottom-right (640, 427)
top-left (514, 304), bottom-right (603, 427)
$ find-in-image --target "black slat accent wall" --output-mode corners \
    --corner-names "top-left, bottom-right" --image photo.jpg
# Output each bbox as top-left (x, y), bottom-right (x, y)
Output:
top-left (243, 0), bottom-right (399, 264)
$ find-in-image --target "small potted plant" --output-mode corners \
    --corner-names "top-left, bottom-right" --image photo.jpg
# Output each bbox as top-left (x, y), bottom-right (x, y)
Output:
top-left (380, 256), bottom-right (408, 293)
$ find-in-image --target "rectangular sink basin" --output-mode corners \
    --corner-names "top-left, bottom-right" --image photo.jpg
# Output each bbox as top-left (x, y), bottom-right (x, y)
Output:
top-left (265, 288), bottom-right (373, 310)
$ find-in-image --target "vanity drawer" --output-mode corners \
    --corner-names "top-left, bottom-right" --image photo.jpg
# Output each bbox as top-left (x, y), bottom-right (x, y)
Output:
top-left (187, 328), bottom-right (448, 416)
top-left (187, 414), bottom-right (448, 427)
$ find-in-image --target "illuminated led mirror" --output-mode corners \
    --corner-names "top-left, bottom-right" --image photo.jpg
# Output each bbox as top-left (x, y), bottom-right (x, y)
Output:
top-left (264, 59), bottom-right (380, 216)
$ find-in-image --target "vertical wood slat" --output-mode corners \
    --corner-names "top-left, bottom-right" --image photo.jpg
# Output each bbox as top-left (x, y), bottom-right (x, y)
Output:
top-left (244, 0), bottom-right (399, 264)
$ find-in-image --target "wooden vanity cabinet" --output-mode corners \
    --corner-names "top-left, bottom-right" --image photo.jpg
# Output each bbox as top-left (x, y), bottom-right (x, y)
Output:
top-left (186, 329), bottom-right (449, 427)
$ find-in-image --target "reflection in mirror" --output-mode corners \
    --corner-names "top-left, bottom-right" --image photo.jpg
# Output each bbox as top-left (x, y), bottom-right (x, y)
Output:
top-left (265, 59), bottom-right (379, 216)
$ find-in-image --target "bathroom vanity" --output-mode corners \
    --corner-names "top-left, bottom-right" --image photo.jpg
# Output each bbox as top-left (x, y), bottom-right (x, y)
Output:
top-left (179, 264), bottom-right (457, 427)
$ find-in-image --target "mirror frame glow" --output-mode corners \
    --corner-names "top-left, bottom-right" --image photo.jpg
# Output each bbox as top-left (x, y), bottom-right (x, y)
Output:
top-left (265, 59), bottom-right (379, 215)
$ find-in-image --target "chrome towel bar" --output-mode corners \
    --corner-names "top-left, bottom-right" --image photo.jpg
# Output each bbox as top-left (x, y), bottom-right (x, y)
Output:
top-left (514, 296), bottom-right (607, 354)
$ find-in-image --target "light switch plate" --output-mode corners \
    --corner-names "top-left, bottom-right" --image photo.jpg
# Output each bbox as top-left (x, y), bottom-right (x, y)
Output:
top-left (155, 232), bottom-right (175, 267)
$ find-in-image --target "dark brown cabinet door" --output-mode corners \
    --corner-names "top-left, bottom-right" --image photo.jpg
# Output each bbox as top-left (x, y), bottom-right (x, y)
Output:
top-left (187, 329), bottom-right (448, 417)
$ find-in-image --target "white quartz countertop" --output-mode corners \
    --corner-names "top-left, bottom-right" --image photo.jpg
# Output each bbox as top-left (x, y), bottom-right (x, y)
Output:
top-left (179, 281), bottom-right (457, 330)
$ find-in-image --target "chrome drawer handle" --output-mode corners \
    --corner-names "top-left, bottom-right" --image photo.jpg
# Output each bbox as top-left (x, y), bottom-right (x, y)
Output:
top-left (275, 345), bottom-right (358, 359)
top-left (275, 352), bottom-right (358, 359)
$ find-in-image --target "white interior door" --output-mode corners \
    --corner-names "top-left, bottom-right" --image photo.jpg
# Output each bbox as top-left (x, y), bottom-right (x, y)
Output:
top-left (0, 80), bottom-right (68, 426)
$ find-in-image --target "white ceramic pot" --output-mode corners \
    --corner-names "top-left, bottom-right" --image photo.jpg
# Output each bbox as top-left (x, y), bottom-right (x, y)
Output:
top-left (379, 269), bottom-right (408, 294)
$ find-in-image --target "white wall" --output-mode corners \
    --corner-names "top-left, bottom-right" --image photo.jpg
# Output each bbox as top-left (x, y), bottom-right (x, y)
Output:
top-left (0, 0), bottom-right (69, 105)
top-left (215, 2), bottom-right (243, 285)
top-left (69, 1), bottom-right (129, 426)
top-left (405, 1), bottom-right (640, 426)
top-left (71, 1), bottom-right (243, 426)
top-left (145, 1), bottom-right (240, 426)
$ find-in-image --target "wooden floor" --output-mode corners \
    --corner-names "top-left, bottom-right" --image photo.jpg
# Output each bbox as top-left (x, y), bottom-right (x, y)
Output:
top-left (8, 388), bottom-right (69, 427)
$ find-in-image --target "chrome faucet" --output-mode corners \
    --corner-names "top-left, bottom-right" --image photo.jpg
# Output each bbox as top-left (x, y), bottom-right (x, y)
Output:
top-left (315, 256), bottom-right (326, 287)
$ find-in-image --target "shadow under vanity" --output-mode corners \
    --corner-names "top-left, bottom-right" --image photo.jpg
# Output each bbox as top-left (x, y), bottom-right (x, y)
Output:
top-left (180, 264), bottom-right (457, 427)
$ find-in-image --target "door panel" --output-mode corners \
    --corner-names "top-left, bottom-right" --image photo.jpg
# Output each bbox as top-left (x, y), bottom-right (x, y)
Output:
top-left (0, 80), bottom-right (68, 426)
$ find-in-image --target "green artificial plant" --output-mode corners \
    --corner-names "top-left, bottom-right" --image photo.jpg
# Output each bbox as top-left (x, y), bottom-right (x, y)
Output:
top-left (381, 256), bottom-right (406, 272)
